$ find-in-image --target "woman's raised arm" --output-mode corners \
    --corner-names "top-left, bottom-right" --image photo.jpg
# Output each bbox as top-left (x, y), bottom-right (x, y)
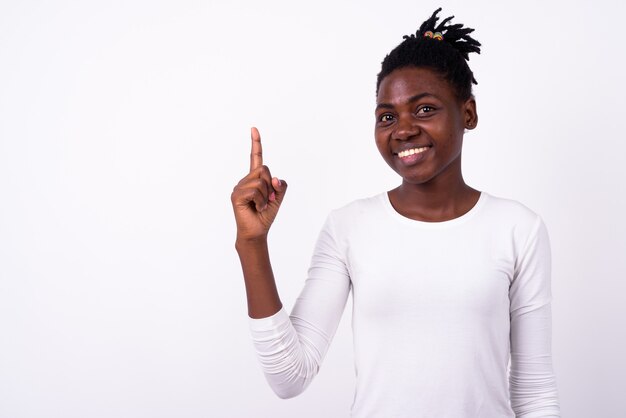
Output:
top-left (231, 127), bottom-right (288, 319)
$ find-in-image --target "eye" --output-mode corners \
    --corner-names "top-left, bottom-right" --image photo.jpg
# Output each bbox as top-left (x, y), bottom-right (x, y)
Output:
top-left (416, 105), bottom-right (435, 114)
top-left (378, 114), bottom-right (395, 123)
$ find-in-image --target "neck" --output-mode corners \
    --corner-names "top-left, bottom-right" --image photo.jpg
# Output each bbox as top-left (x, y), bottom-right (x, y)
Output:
top-left (389, 174), bottom-right (479, 222)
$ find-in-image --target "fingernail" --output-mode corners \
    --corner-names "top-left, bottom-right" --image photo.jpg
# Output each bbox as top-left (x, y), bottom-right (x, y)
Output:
top-left (277, 179), bottom-right (282, 186)
top-left (269, 192), bottom-right (276, 202)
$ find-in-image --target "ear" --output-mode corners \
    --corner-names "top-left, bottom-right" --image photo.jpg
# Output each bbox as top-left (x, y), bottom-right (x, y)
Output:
top-left (463, 97), bottom-right (478, 130)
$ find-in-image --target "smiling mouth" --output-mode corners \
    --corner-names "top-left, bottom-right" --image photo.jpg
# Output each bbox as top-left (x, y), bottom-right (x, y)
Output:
top-left (396, 146), bottom-right (431, 158)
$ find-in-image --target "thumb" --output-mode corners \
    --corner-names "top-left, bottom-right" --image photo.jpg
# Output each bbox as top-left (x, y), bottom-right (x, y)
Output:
top-left (271, 177), bottom-right (288, 205)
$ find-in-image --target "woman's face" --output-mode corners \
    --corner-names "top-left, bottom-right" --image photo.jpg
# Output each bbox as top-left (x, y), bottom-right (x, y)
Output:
top-left (374, 66), bottom-right (477, 187)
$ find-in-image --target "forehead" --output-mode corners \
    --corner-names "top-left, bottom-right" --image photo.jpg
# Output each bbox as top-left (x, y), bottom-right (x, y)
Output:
top-left (376, 67), bottom-right (456, 104)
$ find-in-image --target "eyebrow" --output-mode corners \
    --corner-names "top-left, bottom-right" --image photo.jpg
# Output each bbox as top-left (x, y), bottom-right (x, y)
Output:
top-left (375, 92), bottom-right (437, 112)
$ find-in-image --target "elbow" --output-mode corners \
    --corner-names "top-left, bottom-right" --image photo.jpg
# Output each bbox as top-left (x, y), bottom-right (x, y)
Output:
top-left (266, 363), bottom-right (318, 400)
top-left (274, 387), bottom-right (304, 400)
top-left (267, 371), bottom-right (314, 399)
top-left (252, 315), bottom-right (323, 400)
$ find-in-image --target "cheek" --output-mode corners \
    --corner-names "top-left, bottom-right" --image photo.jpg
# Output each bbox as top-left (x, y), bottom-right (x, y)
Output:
top-left (430, 120), bottom-right (464, 149)
top-left (374, 133), bottom-right (390, 158)
top-left (439, 132), bottom-right (464, 160)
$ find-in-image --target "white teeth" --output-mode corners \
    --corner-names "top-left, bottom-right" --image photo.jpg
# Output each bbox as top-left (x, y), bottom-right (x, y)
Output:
top-left (398, 147), bottom-right (429, 158)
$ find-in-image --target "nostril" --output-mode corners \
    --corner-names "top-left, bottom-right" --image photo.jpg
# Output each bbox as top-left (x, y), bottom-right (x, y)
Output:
top-left (394, 126), bottom-right (420, 140)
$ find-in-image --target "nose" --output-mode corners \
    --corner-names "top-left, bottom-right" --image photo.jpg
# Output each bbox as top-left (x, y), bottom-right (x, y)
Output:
top-left (393, 115), bottom-right (419, 141)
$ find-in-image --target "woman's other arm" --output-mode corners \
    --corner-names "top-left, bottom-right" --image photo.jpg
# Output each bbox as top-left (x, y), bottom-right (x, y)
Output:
top-left (509, 216), bottom-right (561, 417)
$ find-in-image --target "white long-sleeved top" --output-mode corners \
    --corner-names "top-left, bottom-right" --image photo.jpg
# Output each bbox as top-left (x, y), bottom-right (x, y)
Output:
top-left (249, 191), bottom-right (560, 417)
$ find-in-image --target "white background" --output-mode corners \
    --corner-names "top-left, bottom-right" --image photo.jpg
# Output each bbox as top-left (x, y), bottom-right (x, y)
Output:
top-left (1, 1), bottom-right (624, 417)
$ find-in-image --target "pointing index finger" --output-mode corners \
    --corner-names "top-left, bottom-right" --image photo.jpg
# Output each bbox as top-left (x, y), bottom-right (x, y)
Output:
top-left (250, 127), bottom-right (263, 172)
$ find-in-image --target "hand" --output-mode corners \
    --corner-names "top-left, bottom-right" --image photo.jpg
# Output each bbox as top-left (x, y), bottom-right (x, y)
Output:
top-left (231, 127), bottom-right (287, 242)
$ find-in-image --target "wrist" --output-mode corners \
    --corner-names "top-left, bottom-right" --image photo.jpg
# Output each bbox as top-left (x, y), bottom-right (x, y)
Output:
top-left (235, 235), bottom-right (268, 252)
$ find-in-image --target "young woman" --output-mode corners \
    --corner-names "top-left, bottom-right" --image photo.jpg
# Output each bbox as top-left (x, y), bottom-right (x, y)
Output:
top-left (231, 8), bottom-right (560, 417)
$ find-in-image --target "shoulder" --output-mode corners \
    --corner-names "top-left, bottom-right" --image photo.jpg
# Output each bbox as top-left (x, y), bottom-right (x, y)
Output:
top-left (320, 192), bottom-right (387, 236)
top-left (480, 192), bottom-right (548, 245)
top-left (326, 192), bottom-right (386, 222)
top-left (481, 192), bottom-right (542, 225)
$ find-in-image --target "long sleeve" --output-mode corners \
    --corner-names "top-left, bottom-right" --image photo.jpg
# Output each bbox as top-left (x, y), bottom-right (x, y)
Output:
top-left (248, 214), bottom-right (351, 399)
top-left (509, 216), bottom-right (560, 417)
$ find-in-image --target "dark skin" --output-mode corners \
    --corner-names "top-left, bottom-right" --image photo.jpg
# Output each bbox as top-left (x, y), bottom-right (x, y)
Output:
top-left (232, 67), bottom-right (479, 318)
top-left (375, 66), bottom-right (480, 221)
top-left (231, 127), bottom-right (285, 318)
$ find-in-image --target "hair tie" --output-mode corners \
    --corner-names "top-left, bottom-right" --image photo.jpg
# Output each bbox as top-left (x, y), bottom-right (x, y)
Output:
top-left (423, 31), bottom-right (443, 41)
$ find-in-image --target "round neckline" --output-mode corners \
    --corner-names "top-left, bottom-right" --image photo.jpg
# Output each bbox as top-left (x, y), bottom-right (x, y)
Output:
top-left (380, 191), bottom-right (488, 228)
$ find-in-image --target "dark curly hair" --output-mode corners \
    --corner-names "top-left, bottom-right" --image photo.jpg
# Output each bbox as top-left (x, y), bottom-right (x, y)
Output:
top-left (376, 8), bottom-right (481, 101)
